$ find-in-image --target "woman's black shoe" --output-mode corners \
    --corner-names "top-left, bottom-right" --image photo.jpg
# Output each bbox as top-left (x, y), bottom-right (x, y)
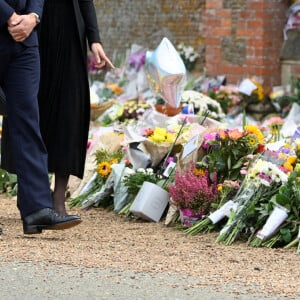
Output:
top-left (23, 208), bottom-right (81, 234)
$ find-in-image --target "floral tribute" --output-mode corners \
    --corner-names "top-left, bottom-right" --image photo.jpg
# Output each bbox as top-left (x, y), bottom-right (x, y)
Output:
top-left (177, 42), bottom-right (199, 72)
top-left (199, 125), bottom-right (265, 183)
top-left (168, 162), bottom-right (218, 226)
top-left (118, 167), bottom-right (163, 216)
top-left (215, 154), bottom-right (290, 246)
top-left (69, 149), bottom-right (124, 208)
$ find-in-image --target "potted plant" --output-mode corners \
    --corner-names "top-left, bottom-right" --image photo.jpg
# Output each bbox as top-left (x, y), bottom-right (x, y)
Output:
top-left (168, 162), bottom-right (219, 226)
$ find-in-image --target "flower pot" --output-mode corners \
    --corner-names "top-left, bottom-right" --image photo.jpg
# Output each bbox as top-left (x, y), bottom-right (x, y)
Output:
top-left (155, 104), bottom-right (182, 116)
top-left (130, 181), bottom-right (170, 222)
top-left (179, 208), bottom-right (203, 227)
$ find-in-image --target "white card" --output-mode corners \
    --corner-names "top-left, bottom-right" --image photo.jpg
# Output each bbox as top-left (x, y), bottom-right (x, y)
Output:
top-left (182, 135), bottom-right (199, 159)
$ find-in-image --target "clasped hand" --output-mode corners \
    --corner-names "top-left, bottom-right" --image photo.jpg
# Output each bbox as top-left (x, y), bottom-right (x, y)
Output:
top-left (7, 12), bottom-right (37, 42)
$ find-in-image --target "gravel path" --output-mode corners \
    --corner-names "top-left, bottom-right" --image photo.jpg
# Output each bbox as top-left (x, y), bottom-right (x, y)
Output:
top-left (0, 195), bottom-right (299, 299)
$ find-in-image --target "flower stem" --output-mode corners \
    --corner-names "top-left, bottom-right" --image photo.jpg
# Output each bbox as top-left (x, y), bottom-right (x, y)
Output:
top-left (284, 238), bottom-right (299, 249)
top-left (185, 217), bottom-right (211, 236)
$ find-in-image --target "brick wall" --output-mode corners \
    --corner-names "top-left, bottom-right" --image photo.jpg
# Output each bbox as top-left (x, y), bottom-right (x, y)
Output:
top-left (203, 0), bottom-right (288, 92)
top-left (94, 0), bottom-right (290, 92)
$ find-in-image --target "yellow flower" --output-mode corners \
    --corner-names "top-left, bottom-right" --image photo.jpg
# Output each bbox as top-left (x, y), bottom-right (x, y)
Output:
top-left (250, 78), bottom-right (264, 101)
top-left (244, 125), bottom-right (264, 144)
top-left (287, 156), bottom-right (297, 165)
top-left (98, 162), bottom-right (112, 178)
top-left (110, 158), bottom-right (118, 165)
top-left (283, 161), bottom-right (294, 172)
top-left (148, 127), bottom-right (175, 144)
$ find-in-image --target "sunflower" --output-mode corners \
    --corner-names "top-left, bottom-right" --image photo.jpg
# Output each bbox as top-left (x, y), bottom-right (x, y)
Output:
top-left (244, 125), bottom-right (264, 144)
top-left (245, 134), bottom-right (259, 147)
top-left (98, 161), bottom-right (112, 178)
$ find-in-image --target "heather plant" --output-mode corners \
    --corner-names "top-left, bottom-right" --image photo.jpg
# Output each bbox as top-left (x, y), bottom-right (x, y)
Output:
top-left (168, 163), bottom-right (219, 214)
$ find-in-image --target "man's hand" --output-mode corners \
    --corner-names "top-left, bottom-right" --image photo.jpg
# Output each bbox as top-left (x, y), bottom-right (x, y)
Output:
top-left (7, 12), bottom-right (22, 27)
top-left (8, 14), bottom-right (37, 42)
top-left (91, 43), bottom-right (115, 70)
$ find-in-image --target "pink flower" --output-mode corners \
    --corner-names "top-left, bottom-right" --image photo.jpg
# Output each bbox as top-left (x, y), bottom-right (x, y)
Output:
top-left (168, 162), bottom-right (218, 213)
top-left (240, 169), bottom-right (248, 175)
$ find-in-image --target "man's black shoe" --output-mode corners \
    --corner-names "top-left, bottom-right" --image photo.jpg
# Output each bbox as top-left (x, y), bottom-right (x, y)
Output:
top-left (23, 208), bottom-right (82, 234)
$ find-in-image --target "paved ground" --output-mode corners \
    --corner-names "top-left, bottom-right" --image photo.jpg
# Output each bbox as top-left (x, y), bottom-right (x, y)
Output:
top-left (0, 261), bottom-right (284, 300)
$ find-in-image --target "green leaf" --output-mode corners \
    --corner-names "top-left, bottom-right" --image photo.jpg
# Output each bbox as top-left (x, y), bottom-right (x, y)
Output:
top-left (280, 228), bottom-right (292, 243)
top-left (273, 194), bottom-right (291, 209)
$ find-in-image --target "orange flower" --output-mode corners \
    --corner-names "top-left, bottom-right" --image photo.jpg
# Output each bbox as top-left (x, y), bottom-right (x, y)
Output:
top-left (218, 129), bottom-right (227, 140)
top-left (228, 129), bottom-right (243, 140)
top-left (193, 168), bottom-right (205, 176)
top-left (106, 83), bottom-right (124, 95)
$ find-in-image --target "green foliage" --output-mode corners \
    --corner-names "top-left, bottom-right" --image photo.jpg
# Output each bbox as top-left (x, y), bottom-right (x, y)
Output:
top-left (94, 148), bottom-right (124, 165)
top-left (122, 169), bottom-right (160, 196)
top-left (0, 168), bottom-right (17, 196)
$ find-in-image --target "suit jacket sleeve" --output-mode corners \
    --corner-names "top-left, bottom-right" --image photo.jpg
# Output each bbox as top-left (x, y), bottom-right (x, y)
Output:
top-left (0, 1), bottom-right (15, 27)
top-left (25, 0), bottom-right (44, 17)
top-left (78, 0), bottom-right (101, 48)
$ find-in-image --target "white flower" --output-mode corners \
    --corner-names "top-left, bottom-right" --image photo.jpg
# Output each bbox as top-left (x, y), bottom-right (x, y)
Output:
top-left (125, 168), bottom-right (135, 175)
top-left (146, 168), bottom-right (154, 174)
top-left (177, 43), bottom-right (199, 63)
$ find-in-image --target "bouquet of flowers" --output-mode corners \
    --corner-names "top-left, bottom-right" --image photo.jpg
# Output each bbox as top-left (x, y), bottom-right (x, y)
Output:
top-left (216, 155), bottom-right (289, 245)
top-left (250, 166), bottom-right (300, 249)
top-left (69, 149), bottom-right (124, 208)
top-left (207, 85), bottom-right (241, 115)
top-left (177, 42), bottom-right (199, 71)
top-left (199, 125), bottom-right (265, 183)
top-left (185, 180), bottom-right (240, 235)
top-left (181, 90), bottom-right (226, 121)
top-left (118, 167), bottom-right (163, 215)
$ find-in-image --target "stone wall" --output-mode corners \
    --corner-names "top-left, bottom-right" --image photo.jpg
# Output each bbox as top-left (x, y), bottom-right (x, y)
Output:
top-left (94, 0), bottom-right (206, 66)
top-left (93, 0), bottom-right (290, 91)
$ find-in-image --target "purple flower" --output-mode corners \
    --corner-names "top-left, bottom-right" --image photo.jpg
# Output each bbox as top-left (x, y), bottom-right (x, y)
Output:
top-left (88, 56), bottom-right (99, 73)
top-left (167, 157), bottom-right (174, 164)
top-left (128, 51), bottom-right (146, 71)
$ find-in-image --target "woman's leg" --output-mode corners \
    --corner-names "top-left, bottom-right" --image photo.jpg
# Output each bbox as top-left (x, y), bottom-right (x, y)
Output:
top-left (52, 174), bottom-right (69, 215)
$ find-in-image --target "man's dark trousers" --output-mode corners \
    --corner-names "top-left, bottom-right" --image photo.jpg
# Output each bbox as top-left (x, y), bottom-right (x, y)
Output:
top-left (0, 41), bottom-right (52, 219)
